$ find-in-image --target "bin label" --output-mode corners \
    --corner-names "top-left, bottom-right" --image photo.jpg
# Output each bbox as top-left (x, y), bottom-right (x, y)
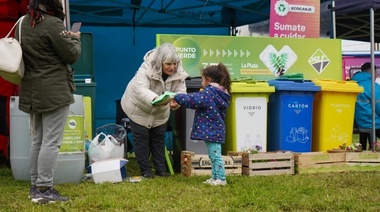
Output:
top-left (61, 115), bottom-right (84, 152)
top-left (282, 95), bottom-right (313, 151)
top-left (235, 97), bottom-right (267, 152)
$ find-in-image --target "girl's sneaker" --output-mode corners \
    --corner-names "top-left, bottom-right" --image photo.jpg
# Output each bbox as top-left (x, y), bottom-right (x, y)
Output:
top-left (203, 178), bottom-right (215, 184)
top-left (211, 179), bottom-right (227, 186)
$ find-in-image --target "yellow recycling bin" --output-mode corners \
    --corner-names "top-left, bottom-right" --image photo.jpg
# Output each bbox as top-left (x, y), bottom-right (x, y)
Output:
top-left (223, 81), bottom-right (275, 154)
top-left (311, 79), bottom-right (364, 152)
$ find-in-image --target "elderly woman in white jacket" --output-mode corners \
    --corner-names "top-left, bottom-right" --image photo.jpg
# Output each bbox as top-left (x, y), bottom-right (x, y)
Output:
top-left (121, 43), bottom-right (189, 178)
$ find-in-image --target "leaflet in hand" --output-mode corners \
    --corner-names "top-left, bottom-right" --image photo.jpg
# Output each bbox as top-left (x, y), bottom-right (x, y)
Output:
top-left (151, 91), bottom-right (177, 106)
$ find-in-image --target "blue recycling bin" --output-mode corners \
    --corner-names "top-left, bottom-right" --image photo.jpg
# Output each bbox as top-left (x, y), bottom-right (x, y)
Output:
top-left (267, 80), bottom-right (320, 152)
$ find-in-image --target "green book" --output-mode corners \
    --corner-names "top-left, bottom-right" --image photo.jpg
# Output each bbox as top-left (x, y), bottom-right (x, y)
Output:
top-left (151, 91), bottom-right (177, 106)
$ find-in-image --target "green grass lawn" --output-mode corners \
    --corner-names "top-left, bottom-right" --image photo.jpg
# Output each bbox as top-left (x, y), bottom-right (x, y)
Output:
top-left (1, 155), bottom-right (380, 212)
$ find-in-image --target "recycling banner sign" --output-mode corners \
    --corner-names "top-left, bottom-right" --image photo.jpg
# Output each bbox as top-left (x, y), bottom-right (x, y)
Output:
top-left (157, 34), bottom-right (342, 80)
top-left (269, 0), bottom-right (320, 38)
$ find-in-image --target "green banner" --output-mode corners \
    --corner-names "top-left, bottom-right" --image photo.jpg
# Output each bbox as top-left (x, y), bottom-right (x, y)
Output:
top-left (157, 34), bottom-right (342, 80)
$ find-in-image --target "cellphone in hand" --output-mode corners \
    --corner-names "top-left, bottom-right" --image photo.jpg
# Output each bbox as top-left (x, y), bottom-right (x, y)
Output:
top-left (71, 22), bottom-right (81, 32)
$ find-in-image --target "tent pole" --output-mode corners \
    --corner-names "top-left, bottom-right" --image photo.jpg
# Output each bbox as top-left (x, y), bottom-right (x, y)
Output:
top-left (331, 0), bottom-right (336, 39)
top-left (370, 8), bottom-right (376, 149)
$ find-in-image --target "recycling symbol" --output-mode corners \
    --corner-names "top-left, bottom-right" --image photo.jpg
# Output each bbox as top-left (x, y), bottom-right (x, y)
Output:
top-left (279, 4), bottom-right (286, 12)
top-left (275, 0), bottom-right (289, 16)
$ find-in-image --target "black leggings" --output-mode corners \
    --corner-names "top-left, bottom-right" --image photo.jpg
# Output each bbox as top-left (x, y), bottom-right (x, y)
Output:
top-left (359, 128), bottom-right (380, 150)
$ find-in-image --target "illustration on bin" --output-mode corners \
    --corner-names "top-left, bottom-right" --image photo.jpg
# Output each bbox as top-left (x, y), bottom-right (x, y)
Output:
top-left (223, 81), bottom-right (275, 154)
top-left (267, 79), bottom-right (321, 152)
top-left (311, 79), bottom-right (363, 152)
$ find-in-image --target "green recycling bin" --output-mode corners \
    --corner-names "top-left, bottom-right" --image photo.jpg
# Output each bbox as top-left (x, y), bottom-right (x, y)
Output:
top-left (71, 33), bottom-right (96, 139)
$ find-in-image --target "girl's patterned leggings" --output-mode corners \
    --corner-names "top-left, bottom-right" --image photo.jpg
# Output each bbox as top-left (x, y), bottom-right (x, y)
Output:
top-left (205, 141), bottom-right (226, 180)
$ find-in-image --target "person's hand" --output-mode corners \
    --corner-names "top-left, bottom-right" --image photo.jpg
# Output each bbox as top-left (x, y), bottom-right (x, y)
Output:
top-left (169, 99), bottom-right (179, 110)
top-left (151, 96), bottom-right (159, 106)
top-left (68, 31), bottom-right (81, 39)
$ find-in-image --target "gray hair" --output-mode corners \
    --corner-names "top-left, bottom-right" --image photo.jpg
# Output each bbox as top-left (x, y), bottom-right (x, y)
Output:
top-left (151, 43), bottom-right (181, 72)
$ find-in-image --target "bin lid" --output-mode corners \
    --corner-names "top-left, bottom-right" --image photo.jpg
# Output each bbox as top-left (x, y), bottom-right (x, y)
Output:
top-left (267, 79), bottom-right (321, 92)
top-left (74, 74), bottom-right (93, 83)
top-left (231, 81), bottom-right (275, 93)
top-left (312, 79), bottom-right (364, 93)
top-left (185, 77), bottom-right (202, 88)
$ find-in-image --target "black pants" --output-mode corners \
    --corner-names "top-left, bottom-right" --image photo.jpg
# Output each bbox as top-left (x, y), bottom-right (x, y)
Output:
top-left (360, 128), bottom-right (380, 150)
top-left (130, 120), bottom-right (167, 175)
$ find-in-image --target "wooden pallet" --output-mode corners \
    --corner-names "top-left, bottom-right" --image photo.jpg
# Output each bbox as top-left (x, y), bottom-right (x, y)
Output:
top-left (242, 152), bottom-right (294, 176)
top-left (180, 151), bottom-right (242, 176)
top-left (294, 152), bottom-right (346, 174)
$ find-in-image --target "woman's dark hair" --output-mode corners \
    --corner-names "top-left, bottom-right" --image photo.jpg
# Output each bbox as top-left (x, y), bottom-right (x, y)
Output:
top-left (27, 0), bottom-right (65, 27)
top-left (361, 62), bottom-right (372, 73)
top-left (202, 63), bottom-right (231, 94)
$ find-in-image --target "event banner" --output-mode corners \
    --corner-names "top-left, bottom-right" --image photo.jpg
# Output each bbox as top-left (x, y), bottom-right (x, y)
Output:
top-left (157, 34), bottom-right (342, 80)
top-left (342, 55), bottom-right (380, 80)
top-left (269, 0), bottom-right (320, 38)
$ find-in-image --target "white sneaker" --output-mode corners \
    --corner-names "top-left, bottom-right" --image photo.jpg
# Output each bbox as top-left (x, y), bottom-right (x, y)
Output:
top-left (203, 178), bottom-right (215, 184)
top-left (211, 179), bottom-right (227, 186)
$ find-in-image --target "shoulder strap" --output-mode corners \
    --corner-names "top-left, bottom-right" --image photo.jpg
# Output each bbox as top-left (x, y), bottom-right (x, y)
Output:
top-left (18, 16), bottom-right (25, 44)
top-left (5, 16), bottom-right (25, 40)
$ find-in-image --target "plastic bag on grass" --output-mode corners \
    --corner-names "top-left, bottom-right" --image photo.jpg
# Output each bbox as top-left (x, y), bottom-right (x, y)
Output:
top-left (88, 124), bottom-right (126, 164)
top-left (95, 123), bottom-right (126, 145)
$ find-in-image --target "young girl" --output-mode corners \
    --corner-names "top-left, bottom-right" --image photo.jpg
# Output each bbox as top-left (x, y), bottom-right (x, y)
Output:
top-left (174, 63), bottom-right (231, 185)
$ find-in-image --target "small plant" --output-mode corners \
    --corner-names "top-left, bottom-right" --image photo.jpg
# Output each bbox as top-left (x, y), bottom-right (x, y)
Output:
top-left (242, 145), bottom-right (262, 157)
top-left (339, 143), bottom-right (362, 152)
top-left (372, 141), bottom-right (380, 152)
top-left (339, 143), bottom-right (347, 150)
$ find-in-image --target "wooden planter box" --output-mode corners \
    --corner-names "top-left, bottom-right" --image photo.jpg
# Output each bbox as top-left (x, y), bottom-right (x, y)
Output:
top-left (242, 152), bottom-right (294, 176)
top-left (294, 152), bottom-right (346, 174)
top-left (180, 151), bottom-right (242, 176)
top-left (346, 151), bottom-right (380, 166)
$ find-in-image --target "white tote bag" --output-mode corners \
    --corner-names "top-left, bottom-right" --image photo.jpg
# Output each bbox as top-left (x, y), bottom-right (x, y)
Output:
top-left (0, 16), bottom-right (25, 85)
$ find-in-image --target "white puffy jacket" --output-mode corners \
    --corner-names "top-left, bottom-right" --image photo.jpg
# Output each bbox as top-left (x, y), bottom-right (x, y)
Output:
top-left (121, 49), bottom-right (189, 128)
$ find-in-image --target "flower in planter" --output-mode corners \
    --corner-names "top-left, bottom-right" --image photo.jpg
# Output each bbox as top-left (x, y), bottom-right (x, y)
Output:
top-left (339, 143), bottom-right (362, 152)
top-left (242, 145), bottom-right (263, 155)
top-left (351, 143), bottom-right (362, 152)
top-left (254, 145), bottom-right (263, 152)
top-left (372, 141), bottom-right (380, 152)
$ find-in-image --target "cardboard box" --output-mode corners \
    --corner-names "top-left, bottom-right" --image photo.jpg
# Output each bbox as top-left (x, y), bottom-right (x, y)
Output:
top-left (91, 158), bottom-right (128, 183)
